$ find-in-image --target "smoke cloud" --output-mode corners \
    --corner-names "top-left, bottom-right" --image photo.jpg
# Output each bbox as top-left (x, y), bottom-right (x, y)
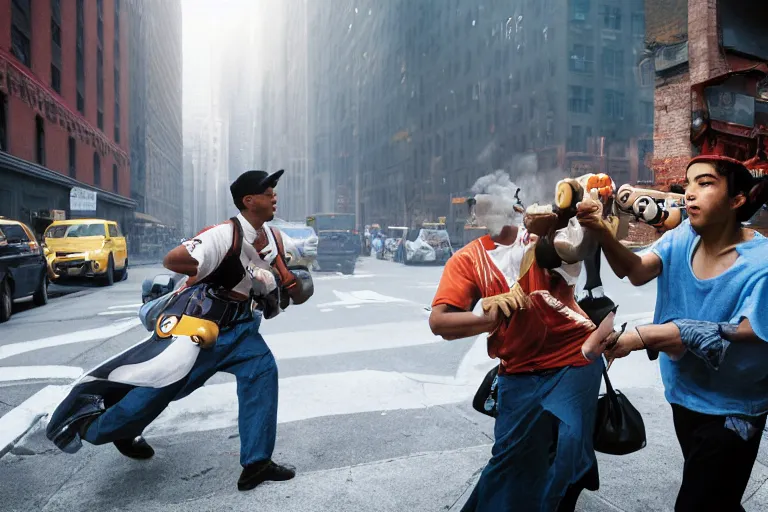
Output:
top-left (471, 171), bottom-right (523, 236)
top-left (470, 153), bottom-right (568, 236)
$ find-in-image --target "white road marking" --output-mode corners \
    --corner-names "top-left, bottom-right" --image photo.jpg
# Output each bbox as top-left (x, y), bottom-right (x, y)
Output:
top-left (316, 290), bottom-right (410, 308)
top-left (0, 385), bottom-right (70, 456)
top-left (0, 366), bottom-right (83, 382)
top-left (97, 311), bottom-right (138, 316)
top-left (313, 273), bottom-right (376, 281)
top-left (107, 303), bottom-right (143, 310)
top-left (319, 308), bottom-right (333, 313)
top-left (345, 305), bottom-right (361, 309)
top-left (0, 318), bottom-right (142, 361)
top-left (268, 320), bottom-right (442, 360)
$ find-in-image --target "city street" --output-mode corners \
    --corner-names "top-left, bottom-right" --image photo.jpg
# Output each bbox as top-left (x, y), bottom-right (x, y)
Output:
top-left (0, 257), bottom-right (767, 511)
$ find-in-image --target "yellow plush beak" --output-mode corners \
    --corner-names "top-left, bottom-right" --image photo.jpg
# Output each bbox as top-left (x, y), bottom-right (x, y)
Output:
top-left (555, 181), bottom-right (574, 209)
top-left (156, 314), bottom-right (220, 349)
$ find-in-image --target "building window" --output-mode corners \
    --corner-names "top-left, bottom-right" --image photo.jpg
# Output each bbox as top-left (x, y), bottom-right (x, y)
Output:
top-left (11, 0), bottom-right (32, 67)
top-left (50, 65), bottom-right (62, 93)
top-left (35, 115), bottom-right (45, 166)
top-left (638, 58), bottom-right (655, 87)
top-left (112, 164), bottom-right (119, 192)
top-left (568, 86), bottom-right (594, 114)
top-left (642, 101), bottom-right (654, 126)
top-left (603, 90), bottom-right (625, 119)
top-left (68, 136), bottom-right (76, 177)
top-left (569, 45), bottom-right (594, 73)
top-left (0, 92), bottom-right (7, 152)
top-left (51, 0), bottom-right (62, 93)
top-left (97, 48), bottom-right (104, 130)
top-left (93, 153), bottom-right (101, 187)
top-left (631, 13), bottom-right (645, 36)
top-left (571, 0), bottom-right (590, 21)
top-left (599, 5), bottom-right (622, 30)
top-left (114, 0), bottom-right (121, 143)
top-left (568, 125), bottom-right (586, 152)
top-left (603, 49), bottom-right (624, 78)
top-left (76, 0), bottom-right (85, 114)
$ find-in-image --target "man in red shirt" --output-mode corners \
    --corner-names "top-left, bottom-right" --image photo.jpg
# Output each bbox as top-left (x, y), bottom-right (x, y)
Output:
top-left (430, 190), bottom-right (615, 511)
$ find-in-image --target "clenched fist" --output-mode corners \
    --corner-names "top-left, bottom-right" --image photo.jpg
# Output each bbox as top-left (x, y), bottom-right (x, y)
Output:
top-left (482, 283), bottom-right (531, 318)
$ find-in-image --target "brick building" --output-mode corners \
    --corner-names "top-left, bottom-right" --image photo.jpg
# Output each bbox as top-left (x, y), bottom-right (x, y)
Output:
top-left (0, 0), bottom-right (135, 233)
top-left (648, 0), bottom-right (768, 186)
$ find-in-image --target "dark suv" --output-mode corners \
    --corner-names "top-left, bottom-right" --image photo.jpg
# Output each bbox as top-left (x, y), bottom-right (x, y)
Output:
top-left (0, 218), bottom-right (49, 322)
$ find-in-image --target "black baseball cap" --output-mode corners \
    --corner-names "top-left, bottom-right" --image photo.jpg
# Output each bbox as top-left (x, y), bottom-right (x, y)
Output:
top-left (230, 170), bottom-right (284, 204)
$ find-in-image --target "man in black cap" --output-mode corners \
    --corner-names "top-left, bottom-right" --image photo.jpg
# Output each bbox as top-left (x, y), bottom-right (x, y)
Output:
top-left (78, 169), bottom-right (313, 491)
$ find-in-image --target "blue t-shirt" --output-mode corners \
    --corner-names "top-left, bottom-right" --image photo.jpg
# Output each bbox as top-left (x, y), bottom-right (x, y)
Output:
top-left (652, 219), bottom-right (768, 417)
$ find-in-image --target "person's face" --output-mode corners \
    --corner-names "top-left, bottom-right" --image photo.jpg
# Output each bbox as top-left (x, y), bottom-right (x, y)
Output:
top-left (243, 187), bottom-right (277, 221)
top-left (685, 163), bottom-right (745, 231)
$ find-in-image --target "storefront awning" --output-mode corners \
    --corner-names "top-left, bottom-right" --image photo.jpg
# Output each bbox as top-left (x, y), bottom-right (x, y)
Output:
top-left (134, 211), bottom-right (164, 224)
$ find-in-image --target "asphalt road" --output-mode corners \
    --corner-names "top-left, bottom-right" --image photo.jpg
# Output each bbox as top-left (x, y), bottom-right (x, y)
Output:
top-left (0, 256), bottom-right (766, 511)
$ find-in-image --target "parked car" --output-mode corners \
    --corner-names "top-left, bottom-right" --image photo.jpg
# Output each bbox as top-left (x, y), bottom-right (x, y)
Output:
top-left (44, 219), bottom-right (128, 286)
top-left (0, 217), bottom-right (49, 322)
top-left (270, 223), bottom-right (318, 268)
top-left (404, 228), bottom-right (454, 265)
top-left (306, 213), bottom-right (358, 274)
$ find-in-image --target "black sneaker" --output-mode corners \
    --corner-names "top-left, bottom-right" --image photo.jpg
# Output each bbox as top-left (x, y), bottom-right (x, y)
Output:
top-left (113, 436), bottom-right (155, 460)
top-left (237, 460), bottom-right (296, 491)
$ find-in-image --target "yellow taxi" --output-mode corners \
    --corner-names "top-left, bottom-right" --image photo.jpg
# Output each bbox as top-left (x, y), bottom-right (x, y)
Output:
top-left (44, 219), bottom-right (128, 286)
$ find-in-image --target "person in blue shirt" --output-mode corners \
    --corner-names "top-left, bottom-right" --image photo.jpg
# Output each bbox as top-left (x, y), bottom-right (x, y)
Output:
top-left (578, 155), bottom-right (768, 512)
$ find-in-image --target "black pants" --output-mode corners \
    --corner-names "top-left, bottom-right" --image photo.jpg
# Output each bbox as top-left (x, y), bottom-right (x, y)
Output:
top-left (672, 404), bottom-right (767, 512)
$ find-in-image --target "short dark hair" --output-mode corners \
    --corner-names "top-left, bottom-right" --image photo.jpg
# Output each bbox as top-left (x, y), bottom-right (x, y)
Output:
top-left (710, 160), bottom-right (764, 222)
top-left (234, 196), bottom-right (246, 211)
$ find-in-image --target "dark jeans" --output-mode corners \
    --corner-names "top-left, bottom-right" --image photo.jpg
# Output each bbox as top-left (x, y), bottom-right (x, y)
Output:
top-left (672, 404), bottom-right (767, 512)
top-left (83, 317), bottom-right (279, 467)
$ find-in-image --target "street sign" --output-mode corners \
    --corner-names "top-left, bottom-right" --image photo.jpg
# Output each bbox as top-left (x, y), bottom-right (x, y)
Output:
top-left (70, 187), bottom-right (97, 212)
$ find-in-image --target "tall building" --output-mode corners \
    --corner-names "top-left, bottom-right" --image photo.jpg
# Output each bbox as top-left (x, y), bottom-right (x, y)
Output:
top-left (306, 0), bottom-right (654, 229)
top-left (126, 0), bottom-right (183, 230)
top-left (0, 0), bottom-right (135, 232)
top-left (647, 0), bottom-right (768, 186)
top-left (257, 0), bottom-right (311, 222)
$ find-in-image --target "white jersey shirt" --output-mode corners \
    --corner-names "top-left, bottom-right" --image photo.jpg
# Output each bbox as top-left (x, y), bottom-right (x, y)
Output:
top-left (183, 214), bottom-right (280, 297)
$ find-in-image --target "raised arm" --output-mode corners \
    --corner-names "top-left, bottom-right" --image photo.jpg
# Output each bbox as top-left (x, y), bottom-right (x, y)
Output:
top-left (576, 199), bottom-right (662, 286)
top-left (595, 229), bottom-right (662, 286)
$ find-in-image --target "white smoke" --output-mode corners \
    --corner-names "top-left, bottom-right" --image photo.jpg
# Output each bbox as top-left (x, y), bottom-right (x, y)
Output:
top-left (470, 154), bottom-right (569, 236)
top-left (471, 171), bottom-right (523, 236)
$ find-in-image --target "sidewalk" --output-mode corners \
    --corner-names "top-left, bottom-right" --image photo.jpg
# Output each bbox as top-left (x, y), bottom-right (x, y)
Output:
top-left (8, 386), bottom-right (768, 511)
top-left (451, 387), bottom-right (768, 512)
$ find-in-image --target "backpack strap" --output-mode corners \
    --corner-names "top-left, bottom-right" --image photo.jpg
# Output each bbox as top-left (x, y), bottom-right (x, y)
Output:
top-left (229, 216), bottom-right (243, 257)
top-left (267, 227), bottom-right (298, 290)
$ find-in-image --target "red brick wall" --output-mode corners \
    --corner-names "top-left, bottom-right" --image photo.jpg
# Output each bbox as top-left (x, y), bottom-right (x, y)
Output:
top-left (0, 0), bottom-right (129, 196)
top-left (646, 0), bottom-right (688, 45)
top-left (649, 0), bottom-right (737, 186)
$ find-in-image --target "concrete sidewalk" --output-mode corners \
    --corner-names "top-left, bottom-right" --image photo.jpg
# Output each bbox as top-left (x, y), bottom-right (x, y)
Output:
top-left (451, 387), bottom-right (768, 512)
top-left (7, 386), bottom-right (767, 511)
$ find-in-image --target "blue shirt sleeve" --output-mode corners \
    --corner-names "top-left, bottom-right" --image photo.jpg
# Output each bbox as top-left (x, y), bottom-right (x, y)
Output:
top-left (732, 275), bottom-right (768, 342)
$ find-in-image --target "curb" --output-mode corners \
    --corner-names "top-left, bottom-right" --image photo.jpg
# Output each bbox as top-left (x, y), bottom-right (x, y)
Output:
top-left (0, 413), bottom-right (46, 459)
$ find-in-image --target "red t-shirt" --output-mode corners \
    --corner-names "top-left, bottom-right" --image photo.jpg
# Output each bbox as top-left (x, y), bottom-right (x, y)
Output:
top-left (432, 235), bottom-right (594, 375)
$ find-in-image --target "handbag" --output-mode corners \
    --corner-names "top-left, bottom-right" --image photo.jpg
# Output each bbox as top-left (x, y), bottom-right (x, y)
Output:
top-left (472, 364), bottom-right (500, 418)
top-left (593, 364), bottom-right (647, 455)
